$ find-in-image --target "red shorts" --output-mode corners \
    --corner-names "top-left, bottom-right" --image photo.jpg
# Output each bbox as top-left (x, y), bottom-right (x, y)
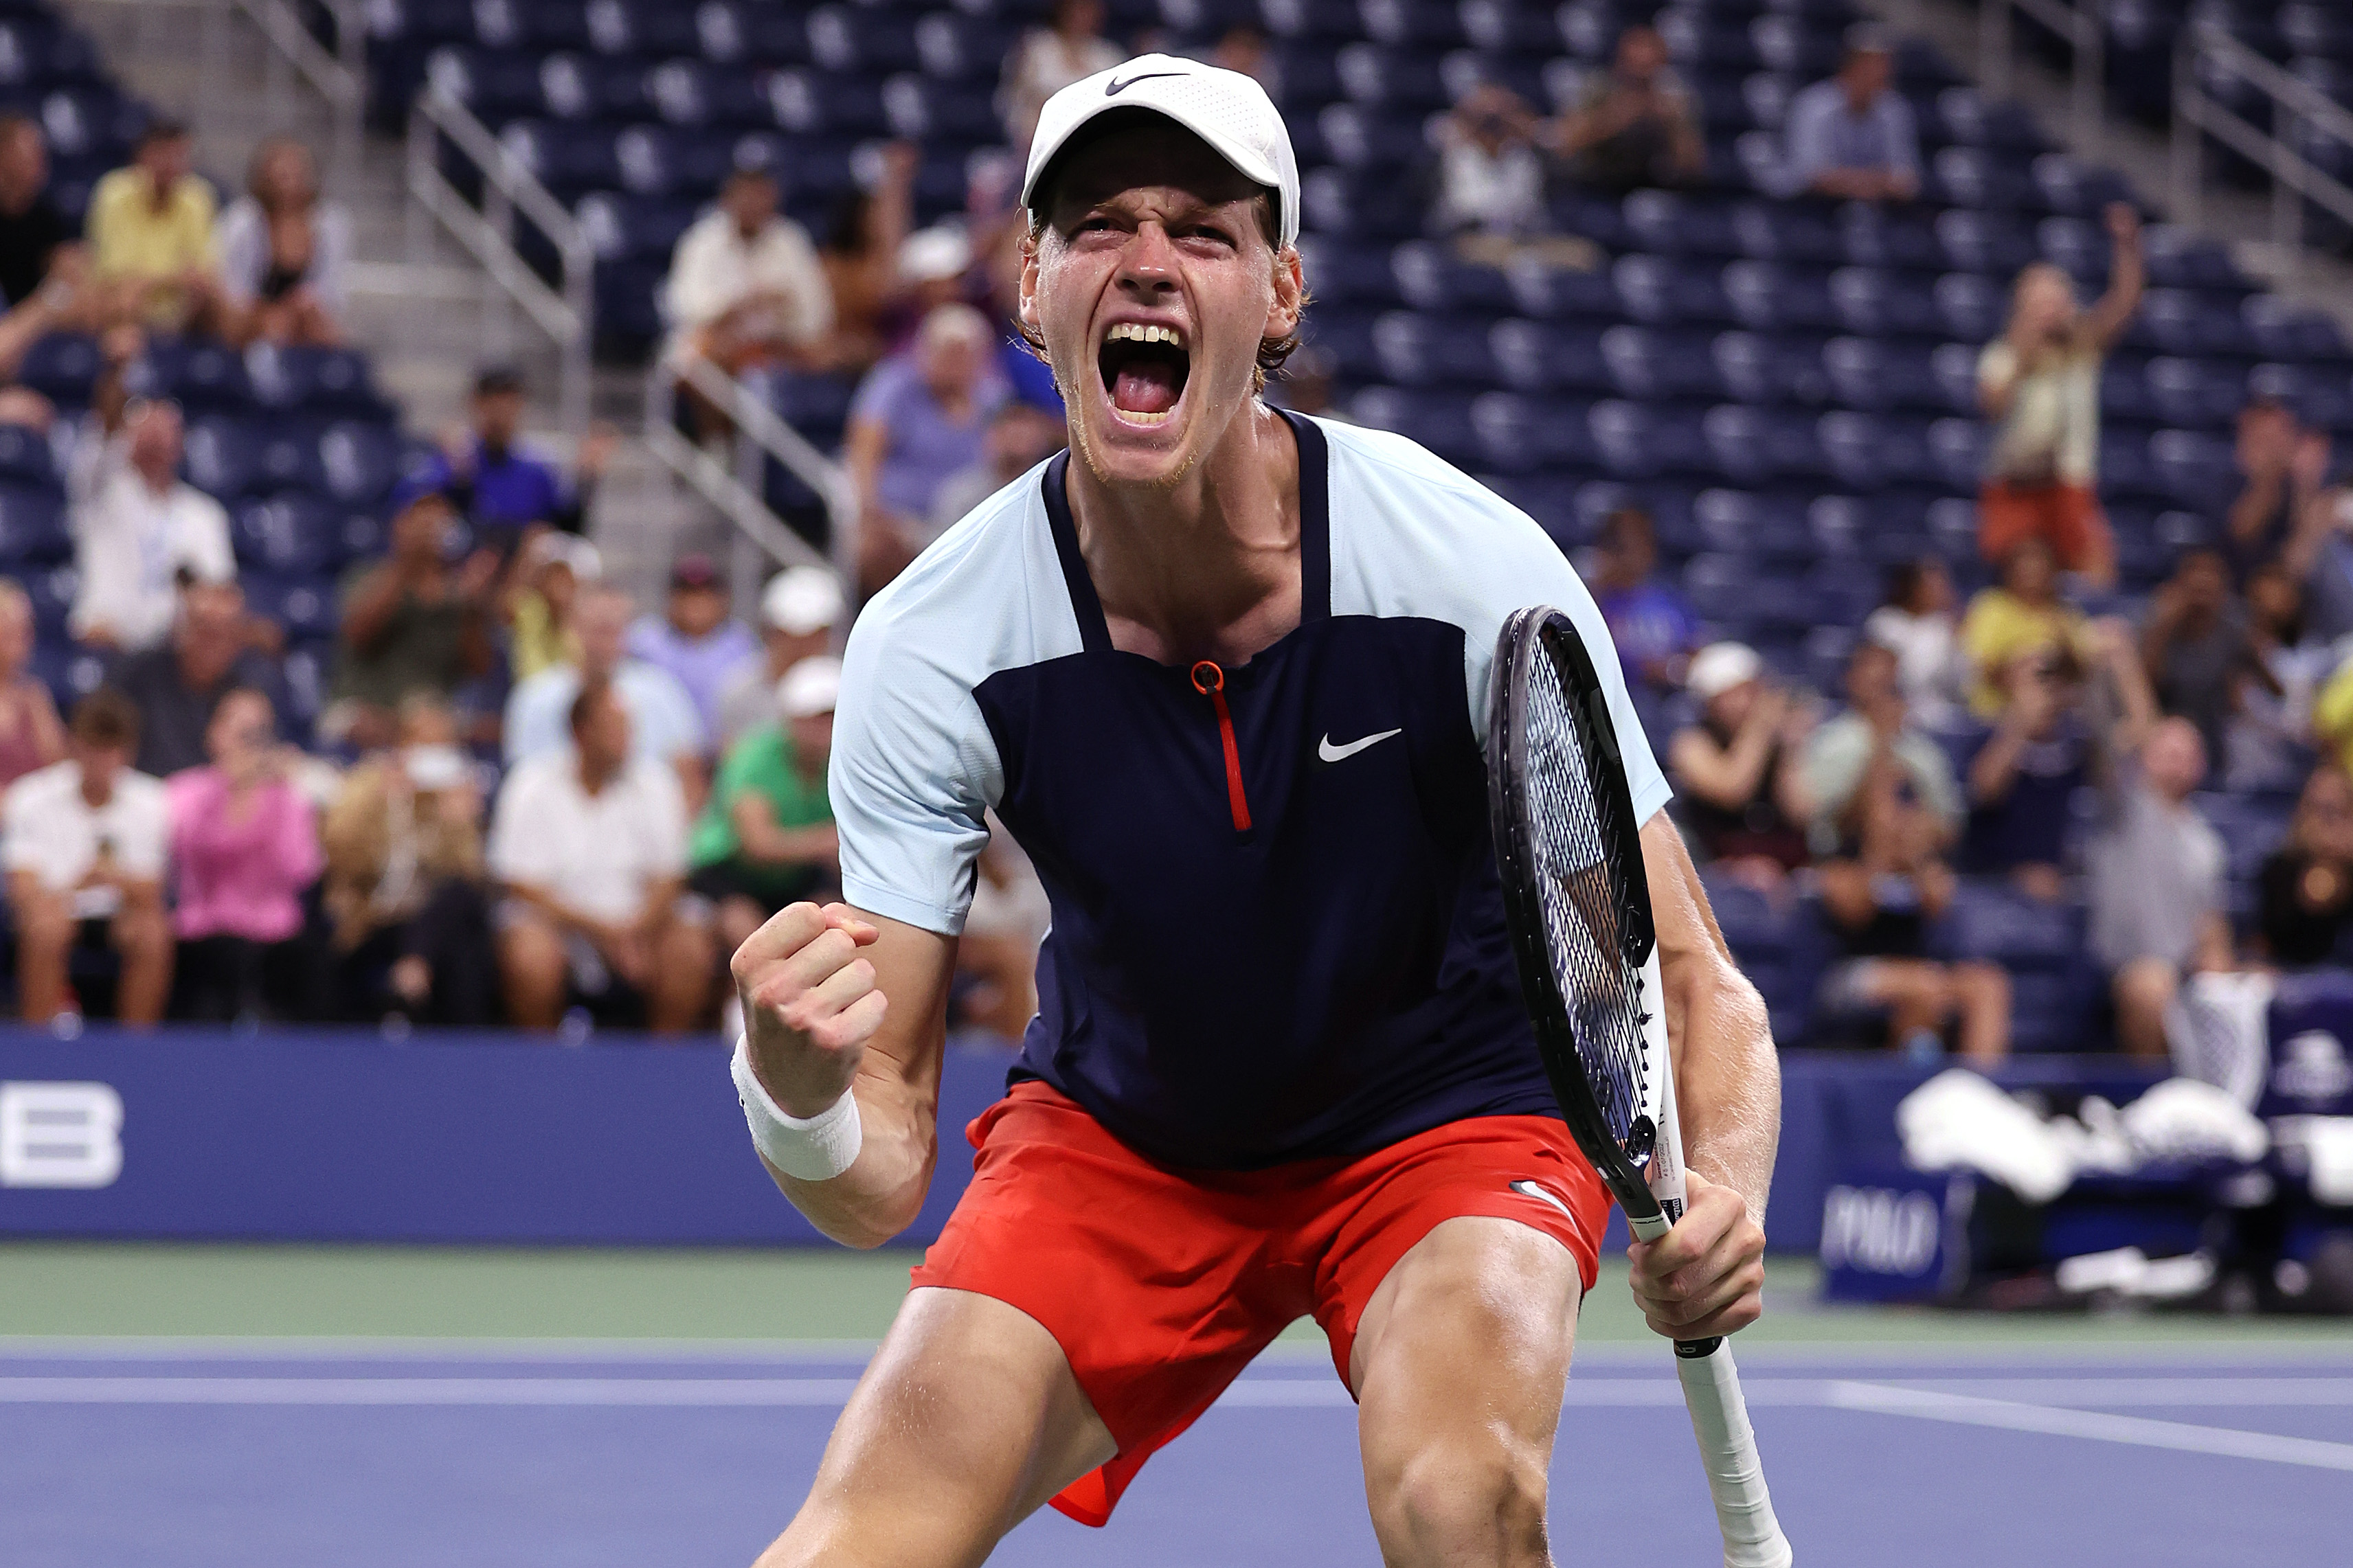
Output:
top-left (909, 1081), bottom-right (1611, 1525)
top-left (1978, 479), bottom-right (2113, 573)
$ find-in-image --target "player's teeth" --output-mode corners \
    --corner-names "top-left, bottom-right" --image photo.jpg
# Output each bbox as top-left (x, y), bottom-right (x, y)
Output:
top-left (1123, 409), bottom-right (1171, 424)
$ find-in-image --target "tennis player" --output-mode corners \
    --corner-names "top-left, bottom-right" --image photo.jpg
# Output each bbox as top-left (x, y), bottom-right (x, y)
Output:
top-left (729, 57), bottom-right (1781, 1566)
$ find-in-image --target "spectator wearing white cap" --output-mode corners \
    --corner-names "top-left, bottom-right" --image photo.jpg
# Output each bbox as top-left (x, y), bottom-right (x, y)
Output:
top-left (714, 567), bottom-right (844, 751)
top-left (687, 655), bottom-right (841, 957)
top-left (627, 554), bottom-right (761, 749)
top-left (1669, 641), bottom-right (1816, 889)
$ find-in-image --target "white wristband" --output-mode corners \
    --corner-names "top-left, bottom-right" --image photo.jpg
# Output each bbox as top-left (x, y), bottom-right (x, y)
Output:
top-left (730, 1033), bottom-right (862, 1181)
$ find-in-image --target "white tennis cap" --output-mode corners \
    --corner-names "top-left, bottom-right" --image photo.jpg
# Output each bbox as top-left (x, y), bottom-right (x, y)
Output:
top-left (777, 655), bottom-right (843, 720)
top-left (1021, 54), bottom-right (1300, 248)
top-left (760, 567), bottom-right (844, 635)
top-left (1688, 642), bottom-right (1764, 700)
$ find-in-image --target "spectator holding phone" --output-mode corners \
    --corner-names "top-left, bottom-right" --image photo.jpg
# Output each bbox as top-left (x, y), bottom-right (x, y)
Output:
top-left (2260, 764), bottom-right (2353, 967)
top-left (3, 690), bottom-right (172, 1024)
top-left (164, 688), bottom-right (323, 1020)
top-left (327, 484), bottom-right (499, 753)
top-left (1553, 25), bottom-right (1705, 192)
top-left (1960, 536), bottom-right (2093, 718)
top-left (214, 137), bottom-right (349, 347)
top-left (1863, 558), bottom-right (1967, 725)
top-left (1669, 642), bottom-right (1815, 889)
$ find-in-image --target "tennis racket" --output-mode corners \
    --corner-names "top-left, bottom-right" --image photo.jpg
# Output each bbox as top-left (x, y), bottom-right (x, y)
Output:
top-left (1486, 605), bottom-right (1792, 1568)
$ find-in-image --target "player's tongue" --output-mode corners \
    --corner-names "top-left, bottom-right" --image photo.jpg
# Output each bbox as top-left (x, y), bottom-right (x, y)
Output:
top-left (1112, 361), bottom-right (1181, 415)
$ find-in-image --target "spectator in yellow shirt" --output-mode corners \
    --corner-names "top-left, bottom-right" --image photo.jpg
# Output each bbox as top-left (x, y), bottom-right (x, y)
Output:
top-left (86, 121), bottom-right (227, 335)
top-left (1959, 535), bottom-right (2094, 717)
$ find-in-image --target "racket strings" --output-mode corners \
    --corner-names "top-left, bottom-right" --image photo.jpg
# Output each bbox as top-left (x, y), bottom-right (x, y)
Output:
top-left (1520, 655), bottom-right (1652, 1153)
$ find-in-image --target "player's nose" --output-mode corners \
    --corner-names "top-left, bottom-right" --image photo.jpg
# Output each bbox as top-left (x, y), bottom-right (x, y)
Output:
top-left (1114, 222), bottom-right (1180, 294)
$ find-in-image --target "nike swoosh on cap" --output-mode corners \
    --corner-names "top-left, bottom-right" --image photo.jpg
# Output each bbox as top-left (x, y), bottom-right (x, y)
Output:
top-left (1317, 729), bottom-right (1403, 764)
top-left (1105, 70), bottom-right (1189, 95)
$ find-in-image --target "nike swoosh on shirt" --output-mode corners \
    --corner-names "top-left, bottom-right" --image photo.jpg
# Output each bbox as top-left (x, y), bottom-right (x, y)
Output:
top-left (1317, 729), bottom-right (1403, 764)
top-left (1105, 71), bottom-right (1189, 95)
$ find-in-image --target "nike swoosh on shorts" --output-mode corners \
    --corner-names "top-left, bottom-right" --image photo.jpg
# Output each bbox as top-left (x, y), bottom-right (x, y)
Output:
top-left (1105, 71), bottom-right (1188, 95)
top-left (1318, 729), bottom-right (1403, 763)
top-left (1511, 1179), bottom-right (1575, 1219)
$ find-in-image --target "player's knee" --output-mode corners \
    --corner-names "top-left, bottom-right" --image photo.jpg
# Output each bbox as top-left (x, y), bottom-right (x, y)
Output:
top-left (1372, 1440), bottom-right (1550, 1563)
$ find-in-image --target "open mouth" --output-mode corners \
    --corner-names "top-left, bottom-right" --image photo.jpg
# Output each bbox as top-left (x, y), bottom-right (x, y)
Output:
top-left (1096, 321), bottom-right (1190, 427)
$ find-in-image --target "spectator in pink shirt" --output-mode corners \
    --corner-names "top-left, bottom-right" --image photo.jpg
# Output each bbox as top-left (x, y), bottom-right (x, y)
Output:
top-left (166, 688), bottom-right (323, 1019)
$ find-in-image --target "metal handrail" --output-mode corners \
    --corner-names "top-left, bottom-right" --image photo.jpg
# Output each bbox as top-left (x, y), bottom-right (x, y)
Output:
top-left (230, 0), bottom-right (363, 183)
top-left (1979, 0), bottom-right (2107, 158)
top-left (403, 84), bottom-right (594, 435)
top-left (643, 356), bottom-right (859, 587)
top-left (2172, 22), bottom-right (2353, 280)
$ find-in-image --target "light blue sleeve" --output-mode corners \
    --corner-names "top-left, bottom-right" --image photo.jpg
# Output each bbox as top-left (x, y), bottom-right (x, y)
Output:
top-left (1783, 85), bottom-right (1834, 185)
top-left (503, 669), bottom-right (574, 764)
top-left (827, 609), bottom-right (998, 936)
top-left (1320, 420), bottom-right (1672, 829)
top-left (625, 663), bottom-right (708, 761)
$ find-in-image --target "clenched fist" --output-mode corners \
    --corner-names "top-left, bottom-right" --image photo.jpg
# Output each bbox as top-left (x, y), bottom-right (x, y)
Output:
top-left (1628, 1171), bottom-right (1767, 1342)
top-left (732, 902), bottom-right (888, 1117)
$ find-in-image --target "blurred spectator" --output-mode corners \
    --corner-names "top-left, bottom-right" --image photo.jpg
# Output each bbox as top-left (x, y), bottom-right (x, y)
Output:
top-left (1966, 622), bottom-right (2139, 901)
top-left (3, 690), bottom-right (171, 1025)
top-left (627, 554), bottom-right (759, 748)
top-left (897, 225), bottom-right (976, 326)
top-left (69, 397), bottom-right (234, 652)
top-left (714, 567), bottom-right (844, 751)
top-left (661, 166), bottom-right (833, 378)
top-left (2088, 717), bottom-right (2231, 1059)
top-left (817, 146), bottom-right (918, 372)
top-left (2141, 547), bottom-right (2261, 768)
top-left (214, 137), bottom-right (348, 348)
top-left (318, 696), bottom-right (495, 1025)
top-left (1802, 640), bottom-right (1962, 856)
top-left (508, 531), bottom-right (598, 683)
top-left (998, 0), bottom-right (1121, 150)
top-left (504, 584), bottom-right (706, 799)
top-left (0, 115), bottom-right (68, 308)
top-left (86, 120), bottom-right (227, 336)
top-left (1783, 27), bottom-right (1918, 203)
top-left (1976, 204), bottom-right (2142, 586)
top-left (688, 656), bottom-right (841, 958)
top-left (2222, 397), bottom-right (2317, 583)
top-left (1588, 505), bottom-right (1700, 698)
top-left (416, 367), bottom-right (615, 546)
top-left (1211, 25), bottom-right (1275, 91)
top-left (1959, 536), bottom-right (2091, 718)
top-left (1864, 558), bottom-right (1967, 725)
top-left (846, 304), bottom-right (1010, 591)
top-left (1816, 741), bottom-right (2009, 1065)
top-left (1551, 25), bottom-right (1705, 193)
top-left (2259, 764), bottom-right (2353, 967)
top-left (164, 688), bottom-right (323, 1021)
top-left (2234, 560), bottom-right (2330, 791)
top-left (0, 580), bottom-right (65, 788)
top-left (488, 680), bottom-right (713, 1034)
top-left (1669, 642), bottom-right (1814, 888)
top-left (932, 402), bottom-right (1070, 541)
top-left (326, 485), bottom-right (498, 753)
top-left (1429, 84), bottom-right (1594, 270)
top-left (111, 578), bottom-right (290, 777)
top-left (960, 819), bottom-right (1052, 1043)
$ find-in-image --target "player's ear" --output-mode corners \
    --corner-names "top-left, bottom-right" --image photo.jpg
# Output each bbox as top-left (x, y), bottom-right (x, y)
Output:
top-left (1017, 227), bottom-right (1044, 334)
top-left (1265, 242), bottom-right (1304, 343)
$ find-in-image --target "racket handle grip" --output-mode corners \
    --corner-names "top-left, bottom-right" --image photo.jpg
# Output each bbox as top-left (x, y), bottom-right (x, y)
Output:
top-left (1675, 1340), bottom-right (1793, 1568)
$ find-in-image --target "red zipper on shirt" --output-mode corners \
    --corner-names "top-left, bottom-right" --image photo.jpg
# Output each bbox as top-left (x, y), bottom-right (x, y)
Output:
top-left (1189, 660), bottom-right (1252, 834)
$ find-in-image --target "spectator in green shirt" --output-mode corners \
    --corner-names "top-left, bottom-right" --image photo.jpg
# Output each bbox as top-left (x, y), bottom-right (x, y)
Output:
top-left (687, 655), bottom-right (840, 955)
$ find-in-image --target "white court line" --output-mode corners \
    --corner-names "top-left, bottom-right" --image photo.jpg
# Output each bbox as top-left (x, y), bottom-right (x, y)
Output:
top-left (1829, 1382), bottom-right (2353, 1473)
top-left (0, 1377), bottom-right (868, 1407)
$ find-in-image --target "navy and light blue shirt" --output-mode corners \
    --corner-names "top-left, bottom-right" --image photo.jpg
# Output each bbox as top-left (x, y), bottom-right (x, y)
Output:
top-left (1783, 80), bottom-right (1919, 190)
top-left (833, 413), bottom-right (1671, 1170)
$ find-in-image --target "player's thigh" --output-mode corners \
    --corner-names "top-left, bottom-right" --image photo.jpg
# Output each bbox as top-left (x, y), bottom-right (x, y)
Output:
top-left (761, 1284), bottom-right (1115, 1568)
top-left (1351, 1216), bottom-right (1581, 1557)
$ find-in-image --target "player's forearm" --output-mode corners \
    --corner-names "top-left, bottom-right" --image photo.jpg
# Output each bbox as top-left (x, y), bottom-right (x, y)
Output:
top-left (771, 1063), bottom-right (941, 1248)
top-left (1668, 952), bottom-right (1780, 1227)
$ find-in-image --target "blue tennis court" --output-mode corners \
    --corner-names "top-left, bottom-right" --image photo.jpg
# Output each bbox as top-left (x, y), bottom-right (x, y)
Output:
top-left (5, 1342), bottom-right (2345, 1566)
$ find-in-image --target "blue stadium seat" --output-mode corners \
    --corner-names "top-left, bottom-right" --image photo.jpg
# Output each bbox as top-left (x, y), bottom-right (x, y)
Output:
top-left (1505, 262), bottom-right (1621, 321)
top-left (1805, 558), bottom-right (1883, 626)
top-left (232, 494), bottom-right (344, 578)
top-left (576, 191), bottom-right (697, 266)
top-left (1599, 326), bottom-right (1725, 401)
top-left (0, 481), bottom-right (69, 565)
top-left (1352, 386), bottom-right (1481, 465)
top-left (2034, 214), bottom-right (2111, 284)
top-left (2244, 295), bottom-right (2353, 364)
top-left (1930, 85), bottom-right (2043, 151)
top-left (1622, 190), bottom-right (1740, 257)
top-left (425, 47), bottom-right (546, 124)
top-left (587, 0), bottom-right (710, 59)
top-left (1703, 404), bottom-right (1830, 486)
top-left (2131, 289), bottom-right (2258, 358)
top-left (1931, 271), bottom-right (2003, 342)
top-left (1314, 102), bottom-right (1427, 170)
top-left (1488, 320), bottom-right (1612, 395)
top-left (1693, 488), bottom-right (1815, 565)
top-left (1470, 391), bottom-right (1597, 473)
top-left (32, 84), bottom-right (139, 161)
top-left (2249, 361), bottom-right (2353, 431)
top-left (914, 12), bottom-right (1015, 79)
top-left (1335, 43), bottom-right (1450, 107)
top-left (318, 422), bottom-right (404, 508)
top-left (1388, 242), bottom-right (1507, 314)
top-left (2030, 154), bottom-right (2133, 218)
top-left (2141, 225), bottom-right (2247, 291)
top-left (1711, 331), bottom-right (1829, 407)
top-left (2148, 428), bottom-right (2237, 510)
top-left (1829, 266), bottom-right (1941, 339)
top-left (1820, 411), bottom-right (1937, 490)
top-left (1613, 255), bottom-right (1736, 326)
top-left (2143, 356), bottom-right (2242, 429)
top-left (1591, 400), bottom-right (1709, 479)
top-left (612, 124), bottom-right (731, 198)
top-left (1274, 0), bottom-right (1382, 45)
top-left (1372, 311), bottom-right (1496, 386)
top-left (247, 345), bottom-right (385, 418)
top-left (1721, 260), bottom-right (1839, 334)
top-left (2098, 356), bottom-right (2161, 424)
top-left (763, 68), bottom-right (893, 137)
top-left (242, 573), bottom-right (340, 641)
top-left (1928, 145), bottom-right (2037, 210)
top-left (1822, 337), bottom-right (1944, 411)
top-left (498, 120), bottom-right (622, 197)
top-left (478, 0), bottom-right (590, 52)
top-left (524, 53), bottom-right (639, 121)
top-left (645, 58), bottom-right (768, 128)
top-left (1360, 0), bottom-right (1467, 48)
top-left (1728, 198), bottom-right (1842, 263)
top-left (1303, 308), bottom-right (1381, 378)
top-left (1933, 209), bottom-right (2036, 275)
top-left (1291, 237), bottom-right (1400, 307)
top-left (183, 418), bottom-right (262, 499)
top-left (1300, 166), bottom-right (1421, 240)
top-left (1926, 418), bottom-right (1985, 491)
top-left (21, 562), bottom-right (78, 639)
top-left (2097, 429), bottom-right (2165, 501)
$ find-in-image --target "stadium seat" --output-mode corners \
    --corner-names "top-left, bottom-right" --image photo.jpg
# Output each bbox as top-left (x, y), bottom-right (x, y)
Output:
top-left (1703, 404), bottom-right (1830, 486)
top-left (14, 332), bottom-right (101, 406)
top-left (1613, 255), bottom-right (1737, 327)
top-left (1373, 310), bottom-right (1497, 386)
top-left (913, 12), bottom-right (1015, 80)
top-left (1828, 266), bottom-right (1942, 339)
top-left (1591, 400), bottom-right (1709, 480)
top-left (1712, 331), bottom-right (1830, 407)
top-left (232, 494), bottom-right (345, 578)
top-left (1388, 242), bottom-right (1507, 314)
top-left (317, 422), bottom-right (405, 508)
top-left (762, 68), bottom-right (894, 137)
top-left (1470, 390), bottom-right (1597, 472)
top-left (1601, 326), bottom-right (1726, 401)
top-left (1290, 236), bottom-right (1400, 308)
top-left (1622, 190), bottom-right (1740, 257)
top-left (0, 481), bottom-right (70, 566)
top-left (0, 423), bottom-right (59, 489)
top-left (1931, 271), bottom-right (2004, 343)
top-left (1488, 319), bottom-right (1612, 395)
top-left (1836, 205), bottom-right (1943, 271)
top-left (1694, 488), bottom-right (1815, 565)
top-left (1934, 209), bottom-right (2037, 275)
top-left (242, 573), bottom-right (341, 641)
top-left (1722, 261), bottom-right (1840, 334)
top-left (1352, 386), bottom-right (1482, 466)
top-left (247, 345), bottom-right (385, 418)
top-left (1504, 260), bottom-right (1621, 321)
